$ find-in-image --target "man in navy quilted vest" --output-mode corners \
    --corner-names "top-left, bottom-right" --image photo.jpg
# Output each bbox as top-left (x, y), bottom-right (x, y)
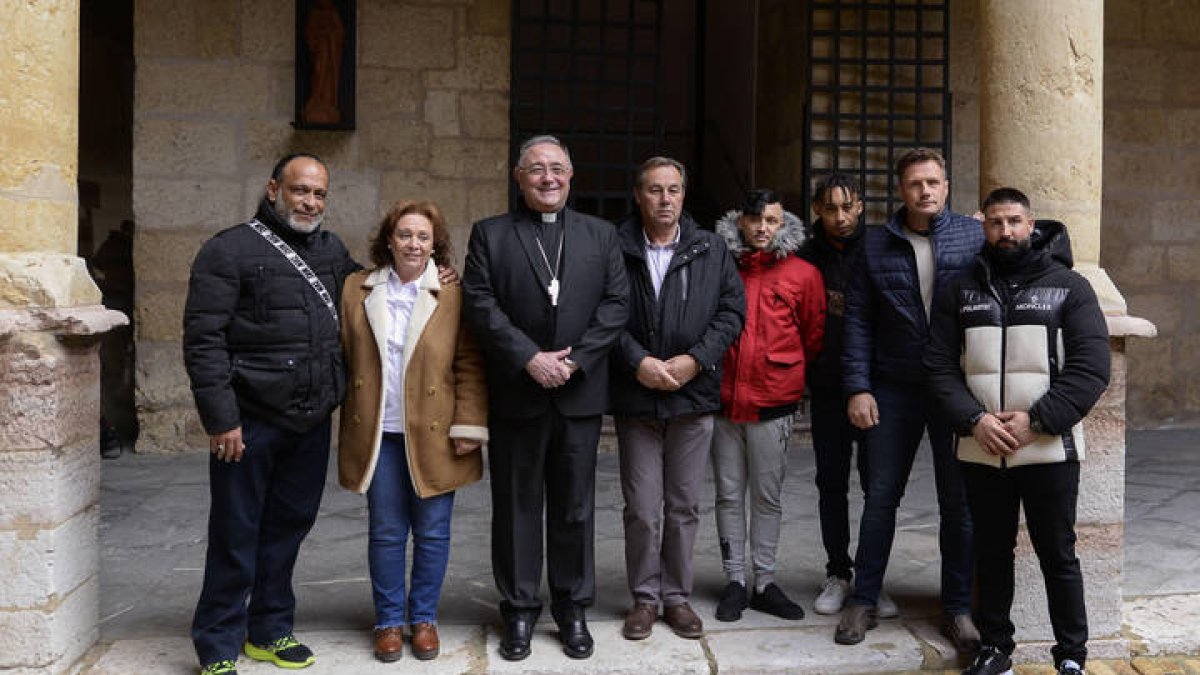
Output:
top-left (836, 148), bottom-right (984, 649)
top-left (924, 188), bottom-right (1110, 675)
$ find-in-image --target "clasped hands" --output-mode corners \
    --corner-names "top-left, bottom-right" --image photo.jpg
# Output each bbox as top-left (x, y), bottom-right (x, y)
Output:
top-left (636, 354), bottom-right (701, 391)
top-left (525, 347), bottom-right (578, 389)
top-left (971, 410), bottom-right (1039, 456)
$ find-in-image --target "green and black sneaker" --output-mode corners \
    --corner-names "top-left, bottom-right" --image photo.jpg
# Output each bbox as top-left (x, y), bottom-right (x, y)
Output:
top-left (199, 659), bottom-right (238, 675)
top-left (243, 635), bottom-right (315, 669)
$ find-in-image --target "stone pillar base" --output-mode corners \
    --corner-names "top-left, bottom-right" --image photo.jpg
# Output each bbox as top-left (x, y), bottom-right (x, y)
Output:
top-left (993, 316), bottom-right (1153, 662)
top-left (0, 290), bottom-right (125, 672)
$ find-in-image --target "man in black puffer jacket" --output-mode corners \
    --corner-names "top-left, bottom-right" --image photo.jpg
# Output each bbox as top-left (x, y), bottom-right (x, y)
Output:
top-left (836, 148), bottom-right (983, 649)
top-left (184, 153), bottom-right (359, 675)
top-left (925, 188), bottom-right (1109, 675)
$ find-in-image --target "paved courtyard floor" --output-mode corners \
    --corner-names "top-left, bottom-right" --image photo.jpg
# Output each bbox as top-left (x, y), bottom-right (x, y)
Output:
top-left (82, 428), bottom-right (1200, 673)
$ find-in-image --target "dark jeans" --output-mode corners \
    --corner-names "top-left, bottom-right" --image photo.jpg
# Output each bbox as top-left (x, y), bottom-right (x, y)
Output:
top-left (849, 380), bottom-right (973, 615)
top-left (191, 415), bottom-right (331, 665)
top-left (962, 461), bottom-right (1087, 668)
top-left (809, 387), bottom-right (867, 581)
top-left (489, 412), bottom-right (601, 623)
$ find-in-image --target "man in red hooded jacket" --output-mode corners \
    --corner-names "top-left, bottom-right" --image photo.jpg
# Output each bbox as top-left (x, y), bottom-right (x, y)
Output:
top-left (710, 189), bottom-right (825, 621)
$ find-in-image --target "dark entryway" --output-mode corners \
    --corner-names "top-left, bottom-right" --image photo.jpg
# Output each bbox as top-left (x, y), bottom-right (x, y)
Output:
top-left (80, 0), bottom-right (138, 456)
top-left (509, 0), bottom-right (953, 226)
top-left (803, 0), bottom-right (952, 224)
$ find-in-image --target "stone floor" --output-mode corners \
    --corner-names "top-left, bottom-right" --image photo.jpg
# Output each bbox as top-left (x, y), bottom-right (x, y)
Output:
top-left (80, 428), bottom-right (1200, 673)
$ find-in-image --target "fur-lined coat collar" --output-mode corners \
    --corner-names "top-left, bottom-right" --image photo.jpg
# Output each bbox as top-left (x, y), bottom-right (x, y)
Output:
top-left (716, 208), bottom-right (807, 259)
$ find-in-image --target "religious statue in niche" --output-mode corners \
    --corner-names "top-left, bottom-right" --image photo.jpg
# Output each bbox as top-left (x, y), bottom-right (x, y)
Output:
top-left (296, 0), bottom-right (356, 130)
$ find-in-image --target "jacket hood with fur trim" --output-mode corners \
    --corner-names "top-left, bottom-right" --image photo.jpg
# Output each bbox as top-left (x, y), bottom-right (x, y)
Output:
top-left (716, 208), bottom-right (808, 259)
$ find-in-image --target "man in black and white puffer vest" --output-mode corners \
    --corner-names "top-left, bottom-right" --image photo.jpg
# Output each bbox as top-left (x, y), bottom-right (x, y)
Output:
top-left (924, 187), bottom-right (1111, 675)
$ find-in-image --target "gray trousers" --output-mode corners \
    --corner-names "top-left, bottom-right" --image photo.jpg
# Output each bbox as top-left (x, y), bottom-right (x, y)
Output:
top-left (711, 414), bottom-right (793, 589)
top-left (615, 414), bottom-right (714, 607)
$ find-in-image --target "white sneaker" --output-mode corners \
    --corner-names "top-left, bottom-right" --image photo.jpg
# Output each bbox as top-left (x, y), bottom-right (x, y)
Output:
top-left (814, 576), bottom-right (850, 615)
top-left (877, 590), bottom-right (899, 618)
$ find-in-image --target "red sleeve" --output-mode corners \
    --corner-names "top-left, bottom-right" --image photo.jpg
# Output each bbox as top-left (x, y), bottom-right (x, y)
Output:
top-left (794, 262), bottom-right (826, 361)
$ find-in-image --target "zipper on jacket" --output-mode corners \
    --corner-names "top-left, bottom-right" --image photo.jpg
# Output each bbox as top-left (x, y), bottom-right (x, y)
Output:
top-left (984, 264), bottom-right (1009, 469)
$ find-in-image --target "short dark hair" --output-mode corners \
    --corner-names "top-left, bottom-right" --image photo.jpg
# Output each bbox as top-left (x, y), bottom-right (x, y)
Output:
top-left (634, 156), bottom-right (688, 190)
top-left (368, 199), bottom-right (453, 269)
top-left (270, 152), bottom-right (328, 182)
top-left (812, 173), bottom-right (861, 205)
top-left (742, 189), bottom-right (780, 216)
top-left (981, 187), bottom-right (1031, 214)
top-left (895, 147), bottom-right (946, 182)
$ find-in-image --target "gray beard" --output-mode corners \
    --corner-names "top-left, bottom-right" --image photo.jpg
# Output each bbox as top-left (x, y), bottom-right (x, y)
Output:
top-left (273, 199), bottom-right (324, 233)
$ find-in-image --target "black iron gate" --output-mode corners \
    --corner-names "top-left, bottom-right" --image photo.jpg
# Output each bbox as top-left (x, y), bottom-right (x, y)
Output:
top-left (803, 1), bottom-right (952, 224)
top-left (510, 0), bottom-right (664, 221)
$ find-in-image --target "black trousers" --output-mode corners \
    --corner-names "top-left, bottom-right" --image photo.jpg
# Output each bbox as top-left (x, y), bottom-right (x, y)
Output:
top-left (191, 415), bottom-right (331, 665)
top-left (961, 460), bottom-right (1087, 668)
top-left (489, 411), bottom-right (601, 622)
top-left (809, 387), bottom-right (867, 580)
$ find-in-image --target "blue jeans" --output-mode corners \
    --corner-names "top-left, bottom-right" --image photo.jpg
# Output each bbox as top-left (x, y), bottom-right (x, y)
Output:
top-left (192, 415), bottom-right (330, 665)
top-left (367, 432), bottom-right (455, 627)
top-left (849, 380), bottom-right (973, 615)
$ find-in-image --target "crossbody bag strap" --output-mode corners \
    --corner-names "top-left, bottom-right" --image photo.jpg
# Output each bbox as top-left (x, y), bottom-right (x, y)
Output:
top-left (246, 219), bottom-right (339, 325)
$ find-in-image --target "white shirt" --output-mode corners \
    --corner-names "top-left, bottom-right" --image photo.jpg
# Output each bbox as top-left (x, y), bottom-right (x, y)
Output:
top-left (904, 228), bottom-right (935, 324)
top-left (381, 268), bottom-right (420, 433)
top-left (643, 225), bottom-right (680, 298)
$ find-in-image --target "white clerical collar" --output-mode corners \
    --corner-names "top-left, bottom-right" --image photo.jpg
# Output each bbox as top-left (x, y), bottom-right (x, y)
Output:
top-left (541, 212), bottom-right (558, 223)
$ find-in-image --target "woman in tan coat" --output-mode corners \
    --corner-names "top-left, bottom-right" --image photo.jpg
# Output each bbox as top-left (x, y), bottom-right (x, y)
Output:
top-left (338, 199), bottom-right (487, 663)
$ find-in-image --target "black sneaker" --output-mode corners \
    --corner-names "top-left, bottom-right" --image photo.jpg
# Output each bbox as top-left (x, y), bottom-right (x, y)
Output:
top-left (715, 581), bottom-right (748, 621)
top-left (749, 583), bottom-right (805, 620)
top-left (962, 645), bottom-right (1012, 675)
top-left (243, 635), bottom-right (315, 669)
top-left (1057, 659), bottom-right (1085, 675)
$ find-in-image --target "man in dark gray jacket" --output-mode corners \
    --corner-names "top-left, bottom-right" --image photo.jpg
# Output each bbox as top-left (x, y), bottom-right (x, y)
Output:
top-left (183, 153), bottom-right (358, 675)
top-left (611, 156), bottom-right (745, 642)
top-left (925, 188), bottom-right (1110, 675)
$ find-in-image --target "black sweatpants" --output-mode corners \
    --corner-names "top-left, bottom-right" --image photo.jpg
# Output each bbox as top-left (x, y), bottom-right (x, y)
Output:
top-left (961, 460), bottom-right (1087, 668)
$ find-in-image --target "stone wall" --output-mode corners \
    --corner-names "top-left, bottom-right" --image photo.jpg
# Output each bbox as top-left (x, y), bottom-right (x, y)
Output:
top-left (1101, 0), bottom-right (1200, 427)
top-left (129, 0), bottom-right (1192, 450)
top-left (951, 0), bottom-right (1184, 428)
top-left (132, 0), bottom-right (511, 452)
top-left (947, 0), bottom-right (979, 217)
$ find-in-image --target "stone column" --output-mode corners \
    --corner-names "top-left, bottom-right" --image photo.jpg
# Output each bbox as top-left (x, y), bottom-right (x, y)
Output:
top-left (0, 1), bottom-right (124, 671)
top-left (977, 0), bottom-right (1156, 663)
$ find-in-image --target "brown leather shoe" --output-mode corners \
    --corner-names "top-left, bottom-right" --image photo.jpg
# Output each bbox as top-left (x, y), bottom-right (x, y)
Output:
top-left (410, 622), bottom-right (440, 660)
top-left (663, 602), bottom-right (703, 639)
top-left (373, 626), bottom-right (403, 662)
top-left (622, 602), bottom-right (657, 640)
top-left (834, 604), bottom-right (879, 645)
